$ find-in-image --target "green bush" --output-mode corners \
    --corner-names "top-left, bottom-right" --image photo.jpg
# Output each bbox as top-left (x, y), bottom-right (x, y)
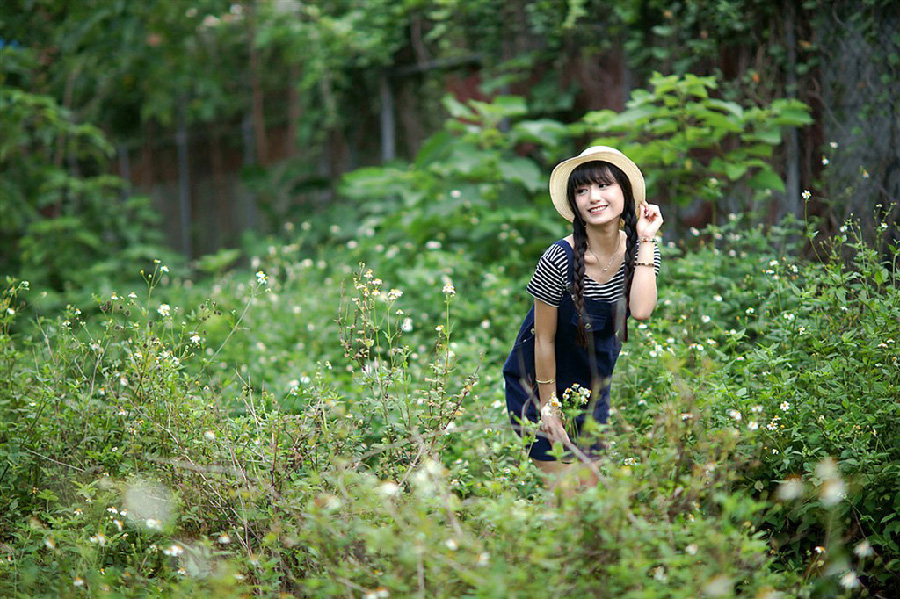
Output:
top-left (0, 246), bottom-right (803, 598)
top-left (580, 72), bottom-right (812, 212)
top-left (616, 214), bottom-right (900, 592)
top-left (4, 208), bottom-right (899, 596)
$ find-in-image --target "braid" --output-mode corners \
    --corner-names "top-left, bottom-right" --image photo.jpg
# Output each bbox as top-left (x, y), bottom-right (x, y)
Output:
top-left (572, 218), bottom-right (589, 348)
top-left (621, 208), bottom-right (638, 343)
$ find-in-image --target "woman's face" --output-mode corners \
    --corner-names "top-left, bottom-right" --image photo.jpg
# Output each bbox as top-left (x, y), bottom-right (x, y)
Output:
top-left (573, 180), bottom-right (625, 227)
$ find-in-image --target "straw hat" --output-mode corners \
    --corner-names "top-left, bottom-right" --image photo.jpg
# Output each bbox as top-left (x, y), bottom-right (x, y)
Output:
top-left (548, 146), bottom-right (646, 222)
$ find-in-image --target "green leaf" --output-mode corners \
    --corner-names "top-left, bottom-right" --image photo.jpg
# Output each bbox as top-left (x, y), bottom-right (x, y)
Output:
top-left (499, 157), bottom-right (542, 192)
top-left (724, 162), bottom-right (749, 181)
top-left (748, 168), bottom-right (785, 192)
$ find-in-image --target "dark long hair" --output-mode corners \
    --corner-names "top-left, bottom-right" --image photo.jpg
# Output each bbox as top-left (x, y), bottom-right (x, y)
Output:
top-left (565, 161), bottom-right (637, 346)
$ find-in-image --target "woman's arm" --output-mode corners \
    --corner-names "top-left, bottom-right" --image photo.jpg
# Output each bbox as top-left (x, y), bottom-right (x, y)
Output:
top-left (629, 240), bottom-right (658, 320)
top-left (534, 298), bottom-right (570, 445)
top-left (630, 202), bottom-right (663, 320)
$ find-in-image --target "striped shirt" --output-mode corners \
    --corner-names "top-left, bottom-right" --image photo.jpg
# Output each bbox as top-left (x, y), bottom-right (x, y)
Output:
top-left (526, 240), bottom-right (661, 307)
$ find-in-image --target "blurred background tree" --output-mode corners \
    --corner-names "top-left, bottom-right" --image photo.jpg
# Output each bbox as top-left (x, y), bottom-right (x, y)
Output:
top-left (1, 0), bottom-right (897, 283)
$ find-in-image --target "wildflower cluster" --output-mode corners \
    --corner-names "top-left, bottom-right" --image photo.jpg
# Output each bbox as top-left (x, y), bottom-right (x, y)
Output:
top-left (555, 383), bottom-right (593, 436)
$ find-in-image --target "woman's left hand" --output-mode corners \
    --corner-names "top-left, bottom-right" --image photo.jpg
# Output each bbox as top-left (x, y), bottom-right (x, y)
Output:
top-left (636, 203), bottom-right (664, 239)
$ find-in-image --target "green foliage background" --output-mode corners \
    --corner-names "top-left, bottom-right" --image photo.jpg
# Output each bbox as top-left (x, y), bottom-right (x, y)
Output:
top-left (2, 0), bottom-right (900, 596)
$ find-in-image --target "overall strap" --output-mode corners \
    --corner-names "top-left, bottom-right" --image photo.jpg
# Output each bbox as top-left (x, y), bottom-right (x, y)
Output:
top-left (555, 240), bottom-right (576, 292)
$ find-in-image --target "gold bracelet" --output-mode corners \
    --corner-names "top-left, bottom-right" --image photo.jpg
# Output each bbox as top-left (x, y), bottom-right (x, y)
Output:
top-left (535, 377), bottom-right (555, 385)
top-left (636, 261), bottom-right (656, 267)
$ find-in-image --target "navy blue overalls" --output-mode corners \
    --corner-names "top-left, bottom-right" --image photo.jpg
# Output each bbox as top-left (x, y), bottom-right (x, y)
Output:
top-left (503, 240), bottom-right (624, 461)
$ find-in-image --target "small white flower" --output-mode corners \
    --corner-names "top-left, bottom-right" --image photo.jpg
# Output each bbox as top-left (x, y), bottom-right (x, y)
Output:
top-left (256, 270), bottom-right (267, 285)
top-left (217, 534), bottom-right (231, 545)
top-left (801, 190), bottom-right (811, 200)
top-left (821, 478), bottom-right (846, 505)
top-left (387, 289), bottom-right (403, 301)
top-left (73, 577), bottom-right (84, 587)
top-left (745, 307), bottom-right (754, 315)
top-left (204, 430), bottom-right (216, 441)
top-left (780, 401), bottom-right (790, 411)
top-left (190, 334), bottom-right (201, 344)
top-left (442, 283), bottom-right (455, 295)
top-left (445, 538), bottom-right (458, 551)
top-left (685, 544), bottom-right (698, 555)
top-left (713, 294), bottom-right (723, 302)
top-left (840, 571), bottom-right (859, 589)
top-left (853, 540), bottom-right (872, 558)
top-left (160, 265), bottom-right (169, 273)
top-left (783, 313), bottom-right (795, 321)
top-left (727, 409), bottom-right (742, 422)
top-left (157, 304), bottom-right (171, 317)
top-left (128, 292), bottom-right (138, 299)
top-left (145, 518), bottom-right (162, 530)
top-left (163, 543), bottom-right (184, 557)
top-left (6, 307), bottom-right (14, 315)
top-left (425, 241), bottom-right (442, 250)
top-left (822, 156), bottom-right (830, 165)
top-left (451, 190), bottom-right (462, 198)
top-left (477, 551), bottom-right (490, 566)
top-left (89, 533), bottom-right (107, 546)
top-left (777, 478), bottom-right (804, 501)
top-left (379, 482), bottom-right (400, 496)
top-left (748, 421), bottom-right (759, 430)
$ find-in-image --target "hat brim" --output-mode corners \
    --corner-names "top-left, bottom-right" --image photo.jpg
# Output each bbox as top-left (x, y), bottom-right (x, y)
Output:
top-left (548, 146), bottom-right (646, 222)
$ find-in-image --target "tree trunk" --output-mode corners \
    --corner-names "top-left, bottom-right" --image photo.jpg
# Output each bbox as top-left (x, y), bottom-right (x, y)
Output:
top-left (287, 63), bottom-right (302, 158)
top-left (176, 99), bottom-right (192, 260)
top-left (210, 122), bottom-right (231, 245)
top-left (380, 73), bottom-right (396, 162)
top-left (247, 0), bottom-right (268, 166)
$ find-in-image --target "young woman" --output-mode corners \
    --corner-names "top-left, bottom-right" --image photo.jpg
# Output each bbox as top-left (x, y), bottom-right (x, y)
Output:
top-left (503, 146), bottom-right (663, 481)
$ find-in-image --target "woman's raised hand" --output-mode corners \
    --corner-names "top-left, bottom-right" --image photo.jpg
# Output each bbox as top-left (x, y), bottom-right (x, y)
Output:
top-left (636, 203), bottom-right (664, 239)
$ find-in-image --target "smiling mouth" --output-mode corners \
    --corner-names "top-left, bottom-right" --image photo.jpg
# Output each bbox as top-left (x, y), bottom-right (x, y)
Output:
top-left (589, 205), bottom-right (608, 214)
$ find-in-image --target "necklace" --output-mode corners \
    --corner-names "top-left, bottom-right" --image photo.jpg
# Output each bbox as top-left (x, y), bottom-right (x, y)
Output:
top-left (587, 244), bottom-right (620, 272)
